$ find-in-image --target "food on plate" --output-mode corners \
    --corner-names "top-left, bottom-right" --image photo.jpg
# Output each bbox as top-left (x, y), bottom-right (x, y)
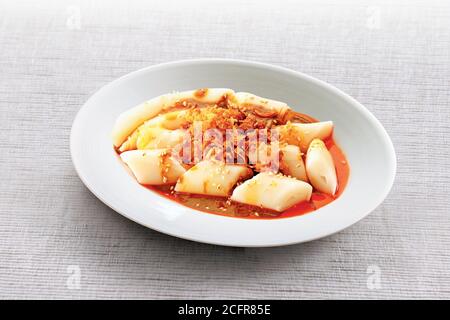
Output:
top-left (120, 149), bottom-right (185, 185)
top-left (305, 139), bottom-right (338, 195)
top-left (174, 160), bottom-right (253, 197)
top-left (230, 172), bottom-right (312, 212)
top-left (279, 145), bottom-right (308, 182)
top-left (279, 121), bottom-right (333, 152)
top-left (112, 88), bottom-right (234, 148)
top-left (112, 88), bottom-right (349, 218)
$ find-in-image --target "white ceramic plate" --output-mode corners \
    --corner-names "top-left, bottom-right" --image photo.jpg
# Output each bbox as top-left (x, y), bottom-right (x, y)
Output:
top-left (71, 59), bottom-right (396, 247)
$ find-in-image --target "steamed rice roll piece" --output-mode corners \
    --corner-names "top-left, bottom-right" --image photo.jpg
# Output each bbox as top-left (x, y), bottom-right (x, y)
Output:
top-left (135, 127), bottom-right (187, 150)
top-left (120, 149), bottom-right (186, 185)
top-left (174, 160), bottom-right (252, 197)
top-left (305, 139), bottom-right (337, 195)
top-left (280, 121), bottom-right (333, 152)
top-left (132, 109), bottom-right (190, 130)
top-left (235, 92), bottom-right (290, 119)
top-left (230, 172), bottom-right (313, 212)
top-left (120, 127), bottom-right (188, 152)
top-left (118, 110), bottom-right (190, 152)
top-left (279, 145), bottom-right (308, 182)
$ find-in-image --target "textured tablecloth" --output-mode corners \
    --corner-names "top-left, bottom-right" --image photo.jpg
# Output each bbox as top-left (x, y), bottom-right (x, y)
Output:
top-left (1, 0), bottom-right (449, 299)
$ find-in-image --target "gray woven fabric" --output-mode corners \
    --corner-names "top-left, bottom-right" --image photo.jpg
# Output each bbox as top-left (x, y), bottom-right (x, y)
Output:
top-left (0, 0), bottom-right (449, 299)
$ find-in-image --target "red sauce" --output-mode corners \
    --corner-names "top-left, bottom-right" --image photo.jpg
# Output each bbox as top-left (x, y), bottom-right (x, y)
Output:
top-left (145, 136), bottom-right (349, 220)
